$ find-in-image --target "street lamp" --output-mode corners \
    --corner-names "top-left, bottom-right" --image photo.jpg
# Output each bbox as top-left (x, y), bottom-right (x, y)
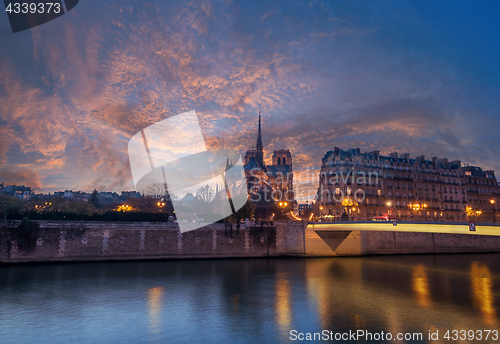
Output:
top-left (423, 204), bottom-right (428, 221)
top-left (157, 202), bottom-right (165, 212)
top-left (491, 199), bottom-right (496, 223)
top-left (475, 209), bottom-right (482, 223)
top-left (387, 202), bottom-right (391, 219)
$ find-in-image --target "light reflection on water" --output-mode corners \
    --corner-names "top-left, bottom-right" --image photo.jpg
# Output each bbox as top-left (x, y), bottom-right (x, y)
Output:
top-left (470, 261), bottom-right (497, 326)
top-left (412, 264), bottom-right (431, 308)
top-left (0, 254), bottom-right (499, 344)
top-left (275, 273), bottom-right (291, 335)
top-left (147, 286), bottom-right (164, 341)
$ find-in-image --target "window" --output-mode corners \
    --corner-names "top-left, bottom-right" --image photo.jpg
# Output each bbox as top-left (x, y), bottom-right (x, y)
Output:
top-left (378, 190), bottom-right (381, 196)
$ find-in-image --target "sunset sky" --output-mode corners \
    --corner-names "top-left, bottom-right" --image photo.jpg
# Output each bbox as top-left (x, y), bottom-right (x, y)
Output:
top-left (0, 0), bottom-right (499, 199)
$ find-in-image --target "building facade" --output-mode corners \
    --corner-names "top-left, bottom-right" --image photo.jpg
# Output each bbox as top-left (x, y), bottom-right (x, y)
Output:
top-left (315, 148), bottom-right (500, 222)
top-left (0, 184), bottom-right (32, 200)
top-left (243, 114), bottom-right (294, 204)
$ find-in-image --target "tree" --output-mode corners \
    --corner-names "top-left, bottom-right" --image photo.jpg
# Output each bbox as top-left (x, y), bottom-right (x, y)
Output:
top-left (341, 209), bottom-right (349, 221)
top-left (38, 197), bottom-right (70, 220)
top-left (196, 184), bottom-right (215, 204)
top-left (0, 194), bottom-right (24, 221)
top-left (146, 182), bottom-right (175, 202)
top-left (68, 201), bottom-right (102, 221)
top-left (89, 189), bottom-right (100, 208)
top-left (14, 217), bottom-right (39, 252)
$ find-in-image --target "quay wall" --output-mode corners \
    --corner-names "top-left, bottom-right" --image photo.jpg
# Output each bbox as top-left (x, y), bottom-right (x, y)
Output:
top-left (2, 221), bottom-right (500, 263)
top-left (0, 221), bottom-right (305, 263)
top-left (306, 223), bottom-right (500, 257)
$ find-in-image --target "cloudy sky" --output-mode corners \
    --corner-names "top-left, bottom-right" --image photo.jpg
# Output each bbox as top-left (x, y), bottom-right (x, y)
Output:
top-left (0, 0), bottom-right (499, 199)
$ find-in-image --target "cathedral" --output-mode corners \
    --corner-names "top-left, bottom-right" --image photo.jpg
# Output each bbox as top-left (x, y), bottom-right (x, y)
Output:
top-left (243, 114), bottom-right (294, 204)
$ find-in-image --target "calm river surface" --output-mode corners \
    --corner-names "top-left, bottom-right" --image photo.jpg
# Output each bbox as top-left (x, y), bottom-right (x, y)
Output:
top-left (1, 254), bottom-right (500, 343)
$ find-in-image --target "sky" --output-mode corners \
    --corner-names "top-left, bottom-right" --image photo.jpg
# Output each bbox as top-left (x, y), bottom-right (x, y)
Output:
top-left (0, 0), bottom-right (499, 200)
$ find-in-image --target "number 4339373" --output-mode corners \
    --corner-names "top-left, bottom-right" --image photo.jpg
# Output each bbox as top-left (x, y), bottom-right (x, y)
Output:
top-left (6, 2), bottom-right (62, 14)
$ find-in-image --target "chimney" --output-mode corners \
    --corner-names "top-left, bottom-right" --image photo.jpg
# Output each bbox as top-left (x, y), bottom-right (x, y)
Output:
top-left (389, 152), bottom-right (398, 159)
top-left (437, 158), bottom-right (449, 168)
top-left (370, 150), bottom-right (380, 160)
top-left (432, 157), bottom-right (438, 166)
top-left (334, 147), bottom-right (340, 156)
top-left (403, 153), bottom-right (410, 163)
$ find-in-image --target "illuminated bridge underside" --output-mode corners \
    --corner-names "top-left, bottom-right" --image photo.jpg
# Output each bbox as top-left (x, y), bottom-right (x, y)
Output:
top-left (305, 222), bottom-right (500, 257)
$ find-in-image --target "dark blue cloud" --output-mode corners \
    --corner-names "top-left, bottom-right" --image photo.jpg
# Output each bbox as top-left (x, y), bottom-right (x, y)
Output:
top-left (0, 0), bottom-right (499, 194)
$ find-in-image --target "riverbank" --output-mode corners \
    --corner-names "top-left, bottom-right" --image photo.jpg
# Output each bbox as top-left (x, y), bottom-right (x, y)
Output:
top-left (0, 221), bottom-right (305, 264)
top-left (2, 220), bottom-right (500, 264)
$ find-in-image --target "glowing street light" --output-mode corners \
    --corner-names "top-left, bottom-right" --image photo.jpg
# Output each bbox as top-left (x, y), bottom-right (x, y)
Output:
top-left (117, 204), bottom-right (132, 212)
top-left (491, 199), bottom-right (496, 223)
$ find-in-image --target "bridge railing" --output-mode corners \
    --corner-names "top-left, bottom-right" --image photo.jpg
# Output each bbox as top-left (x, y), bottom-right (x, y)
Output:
top-left (314, 215), bottom-right (499, 224)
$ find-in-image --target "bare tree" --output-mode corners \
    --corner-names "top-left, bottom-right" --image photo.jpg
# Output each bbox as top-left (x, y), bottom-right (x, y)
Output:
top-left (147, 183), bottom-right (165, 200)
top-left (146, 182), bottom-right (176, 202)
top-left (196, 184), bottom-right (215, 204)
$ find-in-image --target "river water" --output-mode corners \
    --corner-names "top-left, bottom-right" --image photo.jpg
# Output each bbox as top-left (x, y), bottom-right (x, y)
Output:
top-left (1, 254), bottom-right (499, 343)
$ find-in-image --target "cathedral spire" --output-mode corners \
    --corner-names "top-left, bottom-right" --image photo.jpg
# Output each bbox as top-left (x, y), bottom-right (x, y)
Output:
top-left (256, 111), bottom-right (263, 153)
top-left (254, 111), bottom-right (265, 168)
